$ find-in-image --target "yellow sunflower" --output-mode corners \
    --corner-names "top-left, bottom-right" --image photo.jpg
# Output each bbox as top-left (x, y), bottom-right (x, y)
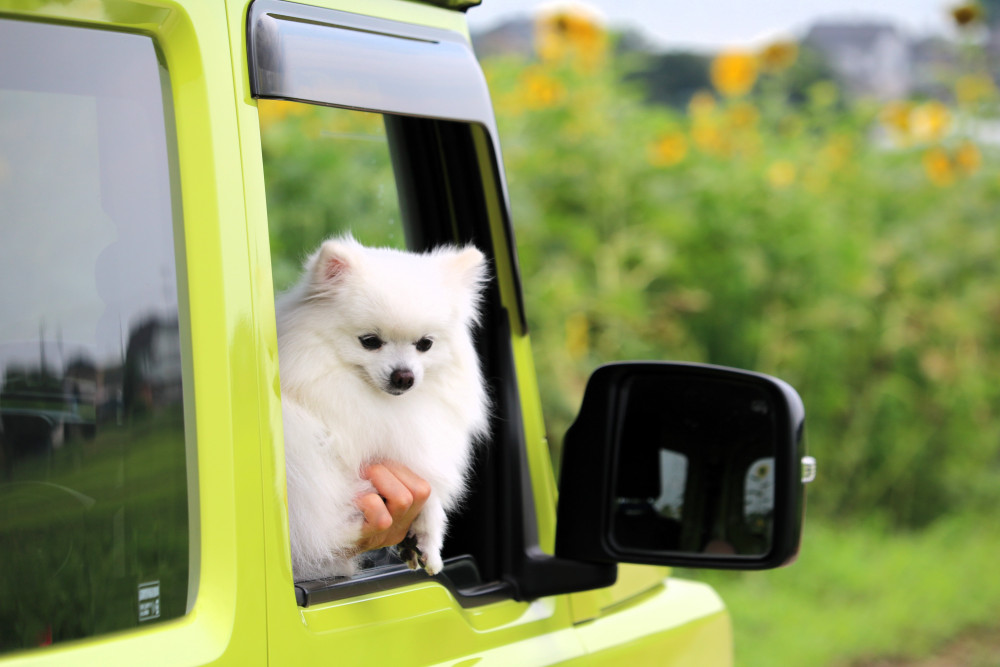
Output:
top-left (710, 50), bottom-right (759, 98)
top-left (759, 40), bottom-right (799, 73)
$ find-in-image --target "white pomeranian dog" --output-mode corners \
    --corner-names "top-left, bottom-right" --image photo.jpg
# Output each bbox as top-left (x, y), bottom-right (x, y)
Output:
top-left (276, 235), bottom-right (490, 581)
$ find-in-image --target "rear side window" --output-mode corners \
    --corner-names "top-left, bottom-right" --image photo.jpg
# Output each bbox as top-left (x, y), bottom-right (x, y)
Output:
top-left (0, 19), bottom-right (192, 652)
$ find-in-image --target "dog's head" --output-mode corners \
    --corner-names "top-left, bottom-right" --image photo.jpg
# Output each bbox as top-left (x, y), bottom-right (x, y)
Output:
top-left (301, 235), bottom-right (487, 397)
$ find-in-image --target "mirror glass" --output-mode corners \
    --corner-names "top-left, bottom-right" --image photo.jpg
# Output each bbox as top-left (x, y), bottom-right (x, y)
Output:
top-left (610, 372), bottom-right (779, 558)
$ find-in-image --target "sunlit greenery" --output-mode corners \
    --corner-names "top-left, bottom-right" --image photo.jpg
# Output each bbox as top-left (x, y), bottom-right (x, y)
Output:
top-left (483, 8), bottom-right (1000, 664)
top-left (486, 11), bottom-right (1000, 531)
top-left (696, 513), bottom-right (1000, 665)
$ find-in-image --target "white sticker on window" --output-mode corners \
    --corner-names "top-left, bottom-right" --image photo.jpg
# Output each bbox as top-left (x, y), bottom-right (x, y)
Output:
top-left (138, 581), bottom-right (161, 622)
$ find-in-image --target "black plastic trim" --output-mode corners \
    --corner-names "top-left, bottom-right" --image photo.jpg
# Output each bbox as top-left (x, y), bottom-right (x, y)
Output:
top-left (295, 556), bottom-right (513, 608)
top-left (411, 0), bottom-right (481, 9)
top-left (490, 310), bottom-right (618, 599)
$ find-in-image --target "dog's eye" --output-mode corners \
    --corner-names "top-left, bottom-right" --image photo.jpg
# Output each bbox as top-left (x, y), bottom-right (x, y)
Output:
top-left (359, 335), bottom-right (384, 351)
top-left (415, 337), bottom-right (433, 352)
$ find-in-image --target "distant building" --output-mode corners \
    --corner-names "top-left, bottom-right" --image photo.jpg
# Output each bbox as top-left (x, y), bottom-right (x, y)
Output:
top-left (804, 22), bottom-right (912, 100)
top-left (910, 36), bottom-right (959, 101)
top-left (123, 317), bottom-right (183, 412)
top-left (471, 18), bottom-right (535, 59)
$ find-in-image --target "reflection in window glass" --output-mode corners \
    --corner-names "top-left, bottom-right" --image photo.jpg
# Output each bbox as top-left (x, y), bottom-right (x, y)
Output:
top-left (259, 101), bottom-right (406, 292)
top-left (743, 457), bottom-right (775, 520)
top-left (653, 449), bottom-right (688, 520)
top-left (0, 19), bottom-right (190, 653)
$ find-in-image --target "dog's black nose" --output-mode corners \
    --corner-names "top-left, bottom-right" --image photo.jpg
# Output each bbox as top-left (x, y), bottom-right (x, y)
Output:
top-left (390, 368), bottom-right (414, 391)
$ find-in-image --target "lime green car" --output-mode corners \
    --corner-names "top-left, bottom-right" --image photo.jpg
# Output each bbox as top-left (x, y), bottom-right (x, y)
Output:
top-left (0, 0), bottom-right (812, 663)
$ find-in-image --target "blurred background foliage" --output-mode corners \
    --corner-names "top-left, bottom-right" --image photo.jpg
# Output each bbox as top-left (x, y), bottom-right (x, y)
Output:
top-left (484, 4), bottom-right (1000, 532)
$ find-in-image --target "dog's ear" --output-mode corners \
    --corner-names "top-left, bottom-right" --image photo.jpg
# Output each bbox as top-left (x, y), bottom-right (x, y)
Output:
top-left (444, 246), bottom-right (488, 324)
top-left (311, 237), bottom-right (359, 285)
top-left (449, 246), bottom-right (487, 289)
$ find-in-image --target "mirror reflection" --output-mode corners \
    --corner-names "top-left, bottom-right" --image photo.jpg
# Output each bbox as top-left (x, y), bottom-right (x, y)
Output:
top-left (611, 372), bottom-right (778, 557)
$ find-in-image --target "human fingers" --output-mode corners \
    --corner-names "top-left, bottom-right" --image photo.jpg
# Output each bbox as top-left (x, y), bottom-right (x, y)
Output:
top-left (356, 490), bottom-right (393, 536)
top-left (372, 461), bottom-right (431, 515)
top-left (362, 463), bottom-right (416, 521)
top-left (356, 462), bottom-right (430, 550)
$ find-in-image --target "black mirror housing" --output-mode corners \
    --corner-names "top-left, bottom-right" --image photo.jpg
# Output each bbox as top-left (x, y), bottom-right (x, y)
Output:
top-left (555, 362), bottom-right (810, 571)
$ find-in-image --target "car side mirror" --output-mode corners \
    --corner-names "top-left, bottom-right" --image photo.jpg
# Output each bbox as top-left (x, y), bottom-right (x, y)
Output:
top-left (556, 362), bottom-right (813, 570)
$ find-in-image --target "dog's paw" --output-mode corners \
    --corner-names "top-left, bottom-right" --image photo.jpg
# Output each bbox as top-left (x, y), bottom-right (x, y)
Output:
top-left (396, 534), bottom-right (443, 575)
top-left (397, 533), bottom-right (421, 570)
top-left (420, 551), bottom-right (443, 576)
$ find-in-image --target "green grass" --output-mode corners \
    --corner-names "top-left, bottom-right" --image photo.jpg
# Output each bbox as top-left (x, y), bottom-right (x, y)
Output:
top-left (687, 514), bottom-right (1000, 666)
top-left (0, 410), bottom-right (190, 652)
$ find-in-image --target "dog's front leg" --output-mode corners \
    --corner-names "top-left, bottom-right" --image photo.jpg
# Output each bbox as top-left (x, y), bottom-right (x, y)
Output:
top-left (403, 494), bottom-right (446, 575)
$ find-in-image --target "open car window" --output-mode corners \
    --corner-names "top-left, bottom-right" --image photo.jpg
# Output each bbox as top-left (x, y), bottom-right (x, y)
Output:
top-left (259, 100), bottom-right (515, 605)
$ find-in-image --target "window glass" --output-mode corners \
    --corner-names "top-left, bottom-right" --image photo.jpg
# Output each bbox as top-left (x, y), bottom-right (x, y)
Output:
top-left (0, 19), bottom-right (190, 652)
top-left (259, 101), bottom-right (407, 291)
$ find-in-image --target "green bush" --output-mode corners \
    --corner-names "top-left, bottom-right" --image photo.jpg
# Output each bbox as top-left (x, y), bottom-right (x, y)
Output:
top-left (484, 36), bottom-right (1000, 528)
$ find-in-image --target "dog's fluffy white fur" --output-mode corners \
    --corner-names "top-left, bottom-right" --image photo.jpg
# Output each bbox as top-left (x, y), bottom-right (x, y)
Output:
top-left (277, 235), bottom-right (489, 581)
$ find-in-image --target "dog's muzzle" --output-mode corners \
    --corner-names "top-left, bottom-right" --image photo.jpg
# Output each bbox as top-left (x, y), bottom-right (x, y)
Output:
top-left (387, 367), bottom-right (414, 394)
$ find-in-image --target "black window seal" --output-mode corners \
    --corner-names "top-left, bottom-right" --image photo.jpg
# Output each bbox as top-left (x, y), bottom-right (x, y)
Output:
top-left (296, 556), bottom-right (512, 609)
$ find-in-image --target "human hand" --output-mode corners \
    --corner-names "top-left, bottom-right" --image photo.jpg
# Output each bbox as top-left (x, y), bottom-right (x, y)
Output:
top-left (354, 461), bottom-right (431, 553)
